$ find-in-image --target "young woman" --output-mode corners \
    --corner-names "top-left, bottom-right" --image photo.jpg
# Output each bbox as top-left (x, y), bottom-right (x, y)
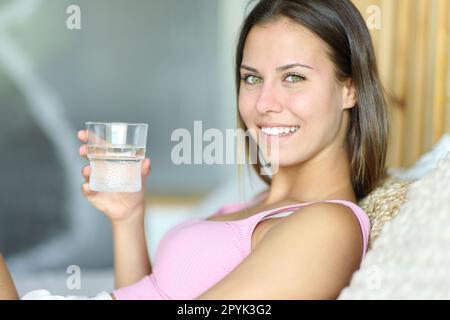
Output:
top-left (1, 0), bottom-right (388, 300)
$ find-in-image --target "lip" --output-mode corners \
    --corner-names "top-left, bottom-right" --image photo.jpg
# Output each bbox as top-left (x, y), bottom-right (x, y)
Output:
top-left (257, 123), bottom-right (300, 128)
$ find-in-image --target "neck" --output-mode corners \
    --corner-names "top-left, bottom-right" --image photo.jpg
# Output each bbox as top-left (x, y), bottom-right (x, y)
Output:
top-left (263, 144), bottom-right (356, 206)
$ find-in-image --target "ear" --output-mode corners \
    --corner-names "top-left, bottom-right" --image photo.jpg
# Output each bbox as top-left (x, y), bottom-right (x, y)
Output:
top-left (342, 78), bottom-right (357, 110)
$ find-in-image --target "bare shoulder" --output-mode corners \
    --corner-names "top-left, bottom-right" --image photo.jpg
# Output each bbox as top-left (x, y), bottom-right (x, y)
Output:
top-left (262, 201), bottom-right (364, 255)
top-left (197, 201), bottom-right (365, 299)
top-left (283, 201), bottom-right (362, 233)
top-left (256, 202), bottom-right (362, 241)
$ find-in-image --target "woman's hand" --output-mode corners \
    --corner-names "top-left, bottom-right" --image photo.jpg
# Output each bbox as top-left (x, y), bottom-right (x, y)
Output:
top-left (0, 254), bottom-right (19, 300)
top-left (77, 130), bottom-right (151, 226)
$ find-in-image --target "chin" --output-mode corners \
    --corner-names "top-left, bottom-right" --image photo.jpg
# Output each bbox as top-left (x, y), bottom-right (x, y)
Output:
top-left (263, 151), bottom-right (306, 170)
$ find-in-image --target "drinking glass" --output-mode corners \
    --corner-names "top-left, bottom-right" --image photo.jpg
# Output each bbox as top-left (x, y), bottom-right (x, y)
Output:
top-left (85, 122), bottom-right (148, 192)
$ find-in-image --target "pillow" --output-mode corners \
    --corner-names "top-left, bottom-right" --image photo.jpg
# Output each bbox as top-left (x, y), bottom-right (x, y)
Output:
top-left (358, 175), bottom-right (414, 250)
top-left (359, 133), bottom-right (450, 249)
top-left (389, 133), bottom-right (450, 180)
top-left (340, 154), bottom-right (450, 299)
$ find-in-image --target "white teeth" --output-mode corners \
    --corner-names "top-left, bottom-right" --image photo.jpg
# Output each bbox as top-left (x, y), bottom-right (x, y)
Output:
top-left (261, 126), bottom-right (300, 136)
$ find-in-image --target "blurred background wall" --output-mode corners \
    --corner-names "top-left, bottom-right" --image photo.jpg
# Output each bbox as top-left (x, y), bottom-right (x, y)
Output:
top-left (0, 0), bottom-right (250, 272)
top-left (0, 0), bottom-right (448, 281)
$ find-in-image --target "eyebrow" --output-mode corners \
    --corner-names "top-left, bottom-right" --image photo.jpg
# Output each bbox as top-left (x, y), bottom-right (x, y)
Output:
top-left (240, 63), bottom-right (314, 73)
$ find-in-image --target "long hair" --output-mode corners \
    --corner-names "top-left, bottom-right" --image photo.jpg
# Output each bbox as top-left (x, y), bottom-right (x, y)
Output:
top-left (235, 0), bottom-right (389, 201)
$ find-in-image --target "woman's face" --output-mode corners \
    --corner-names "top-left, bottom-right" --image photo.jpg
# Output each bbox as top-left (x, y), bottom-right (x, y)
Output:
top-left (239, 18), bottom-right (355, 167)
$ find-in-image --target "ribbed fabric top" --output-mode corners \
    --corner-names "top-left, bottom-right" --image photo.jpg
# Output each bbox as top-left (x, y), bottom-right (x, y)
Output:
top-left (113, 195), bottom-right (371, 300)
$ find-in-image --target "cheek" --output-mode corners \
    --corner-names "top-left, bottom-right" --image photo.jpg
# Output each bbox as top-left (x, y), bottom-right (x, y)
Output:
top-left (238, 92), bottom-right (255, 123)
top-left (285, 91), bottom-right (314, 122)
top-left (287, 88), bottom-right (340, 140)
top-left (291, 81), bottom-right (339, 116)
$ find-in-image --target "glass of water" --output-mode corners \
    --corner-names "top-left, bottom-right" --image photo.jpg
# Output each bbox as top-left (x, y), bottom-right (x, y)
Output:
top-left (85, 122), bottom-right (148, 192)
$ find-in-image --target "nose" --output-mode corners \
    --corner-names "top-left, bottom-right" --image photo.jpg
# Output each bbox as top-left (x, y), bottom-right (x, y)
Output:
top-left (255, 82), bottom-right (283, 114)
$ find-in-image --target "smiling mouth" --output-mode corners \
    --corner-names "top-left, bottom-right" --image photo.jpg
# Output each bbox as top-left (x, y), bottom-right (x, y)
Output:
top-left (259, 126), bottom-right (300, 137)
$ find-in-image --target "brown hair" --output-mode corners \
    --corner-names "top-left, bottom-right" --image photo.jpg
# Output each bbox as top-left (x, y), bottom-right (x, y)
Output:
top-left (235, 0), bottom-right (389, 201)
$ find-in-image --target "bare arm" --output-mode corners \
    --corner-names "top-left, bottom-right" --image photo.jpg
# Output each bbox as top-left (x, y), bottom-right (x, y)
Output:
top-left (0, 254), bottom-right (19, 300)
top-left (196, 203), bottom-right (364, 299)
top-left (112, 206), bottom-right (152, 289)
top-left (78, 130), bottom-right (153, 290)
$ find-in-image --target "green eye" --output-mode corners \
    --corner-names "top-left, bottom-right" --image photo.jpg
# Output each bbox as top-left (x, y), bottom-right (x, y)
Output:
top-left (285, 74), bottom-right (305, 82)
top-left (242, 75), bottom-right (263, 85)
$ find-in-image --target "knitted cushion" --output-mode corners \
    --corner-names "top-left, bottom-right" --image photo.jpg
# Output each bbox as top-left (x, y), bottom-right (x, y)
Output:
top-left (339, 155), bottom-right (450, 299)
top-left (358, 176), bottom-right (414, 249)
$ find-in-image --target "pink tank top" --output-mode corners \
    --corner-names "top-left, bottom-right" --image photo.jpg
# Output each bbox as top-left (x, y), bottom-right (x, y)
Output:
top-left (113, 195), bottom-right (371, 300)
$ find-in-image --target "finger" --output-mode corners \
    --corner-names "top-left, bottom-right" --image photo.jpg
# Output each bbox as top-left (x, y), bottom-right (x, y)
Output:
top-left (79, 144), bottom-right (88, 159)
top-left (141, 158), bottom-right (151, 177)
top-left (83, 128), bottom-right (108, 145)
top-left (77, 130), bottom-right (88, 142)
top-left (82, 165), bottom-right (91, 182)
top-left (82, 182), bottom-right (97, 197)
top-left (78, 129), bottom-right (107, 146)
